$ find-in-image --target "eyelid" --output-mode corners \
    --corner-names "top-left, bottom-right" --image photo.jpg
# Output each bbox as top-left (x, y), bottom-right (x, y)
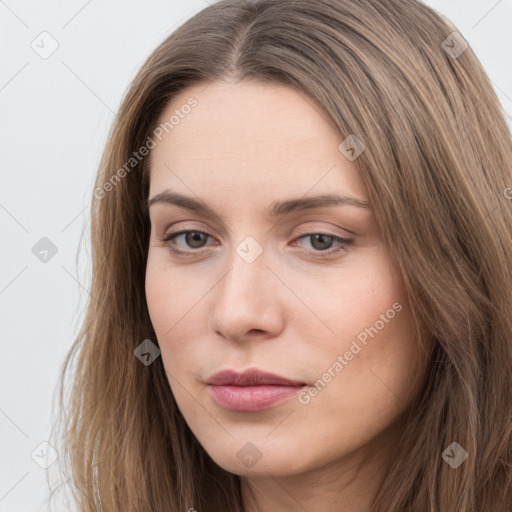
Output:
top-left (160, 222), bottom-right (351, 241)
top-left (160, 219), bottom-right (354, 239)
top-left (293, 224), bottom-right (353, 239)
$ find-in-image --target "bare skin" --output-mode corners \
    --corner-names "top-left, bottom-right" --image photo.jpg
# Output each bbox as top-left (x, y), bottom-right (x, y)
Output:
top-left (145, 79), bottom-right (430, 511)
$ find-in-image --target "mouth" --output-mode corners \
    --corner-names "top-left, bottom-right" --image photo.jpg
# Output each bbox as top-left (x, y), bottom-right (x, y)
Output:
top-left (205, 368), bottom-right (307, 412)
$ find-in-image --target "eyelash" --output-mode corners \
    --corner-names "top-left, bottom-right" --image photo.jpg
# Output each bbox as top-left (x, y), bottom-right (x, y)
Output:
top-left (160, 230), bottom-right (353, 260)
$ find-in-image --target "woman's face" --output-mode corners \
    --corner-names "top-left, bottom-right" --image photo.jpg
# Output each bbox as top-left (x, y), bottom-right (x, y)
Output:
top-left (145, 79), bottom-right (429, 477)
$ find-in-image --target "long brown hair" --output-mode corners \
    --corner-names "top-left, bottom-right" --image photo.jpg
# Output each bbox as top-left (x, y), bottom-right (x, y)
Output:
top-left (48, 0), bottom-right (512, 510)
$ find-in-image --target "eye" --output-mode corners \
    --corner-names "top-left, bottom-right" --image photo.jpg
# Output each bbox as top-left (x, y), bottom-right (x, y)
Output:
top-left (161, 230), bottom-right (214, 256)
top-left (291, 232), bottom-right (353, 259)
top-left (159, 230), bottom-right (353, 259)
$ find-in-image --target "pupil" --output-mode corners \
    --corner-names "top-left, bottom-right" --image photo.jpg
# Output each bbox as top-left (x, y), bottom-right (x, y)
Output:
top-left (187, 232), bottom-right (206, 248)
top-left (312, 234), bottom-right (332, 250)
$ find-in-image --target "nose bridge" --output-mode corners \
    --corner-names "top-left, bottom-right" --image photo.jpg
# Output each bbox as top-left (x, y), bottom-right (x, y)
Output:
top-left (210, 235), bottom-right (280, 339)
top-left (218, 236), bottom-right (268, 308)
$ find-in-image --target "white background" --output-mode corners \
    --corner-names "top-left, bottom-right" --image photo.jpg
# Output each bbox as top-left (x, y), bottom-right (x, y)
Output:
top-left (1, 1), bottom-right (511, 510)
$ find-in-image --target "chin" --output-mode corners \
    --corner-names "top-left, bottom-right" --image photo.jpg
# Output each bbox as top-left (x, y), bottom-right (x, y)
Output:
top-left (202, 439), bottom-right (312, 477)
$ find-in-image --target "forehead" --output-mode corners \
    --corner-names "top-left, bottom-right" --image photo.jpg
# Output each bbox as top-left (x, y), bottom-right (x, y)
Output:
top-left (154, 79), bottom-right (339, 154)
top-left (149, 79), bottom-right (368, 203)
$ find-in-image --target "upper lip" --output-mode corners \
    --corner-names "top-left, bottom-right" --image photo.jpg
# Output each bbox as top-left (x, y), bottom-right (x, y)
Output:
top-left (206, 368), bottom-right (305, 386)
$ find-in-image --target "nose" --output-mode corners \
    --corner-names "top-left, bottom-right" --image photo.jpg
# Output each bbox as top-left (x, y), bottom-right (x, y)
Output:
top-left (209, 243), bottom-right (285, 343)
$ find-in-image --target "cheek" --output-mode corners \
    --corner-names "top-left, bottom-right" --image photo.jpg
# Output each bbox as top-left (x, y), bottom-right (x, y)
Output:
top-left (145, 252), bottom-right (195, 334)
top-left (145, 259), bottom-right (187, 367)
top-left (145, 257), bottom-right (208, 374)
top-left (301, 252), bottom-right (407, 351)
top-left (287, 294), bottom-right (420, 465)
top-left (301, 253), bottom-right (420, 406)
top-left (145, 264), bottom-right (173, 335)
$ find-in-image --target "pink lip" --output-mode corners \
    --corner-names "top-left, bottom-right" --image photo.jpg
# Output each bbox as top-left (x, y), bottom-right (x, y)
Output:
top-left (206, 368), bottom-right (306, 412)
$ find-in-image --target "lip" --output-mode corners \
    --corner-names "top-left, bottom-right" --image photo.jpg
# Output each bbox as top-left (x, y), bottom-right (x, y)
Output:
top-left (206, 368), bottom-right (306, 387)
top-left (206, 368), bottom-right (306, 412)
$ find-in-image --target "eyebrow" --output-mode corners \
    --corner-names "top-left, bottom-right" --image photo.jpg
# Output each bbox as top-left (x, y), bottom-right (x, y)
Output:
top-left (147, 191), bottom-right (370, 219)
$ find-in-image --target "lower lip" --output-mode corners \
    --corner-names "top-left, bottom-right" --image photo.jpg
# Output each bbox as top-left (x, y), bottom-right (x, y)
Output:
top-left (208, 384), bottom-right (304, 412)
